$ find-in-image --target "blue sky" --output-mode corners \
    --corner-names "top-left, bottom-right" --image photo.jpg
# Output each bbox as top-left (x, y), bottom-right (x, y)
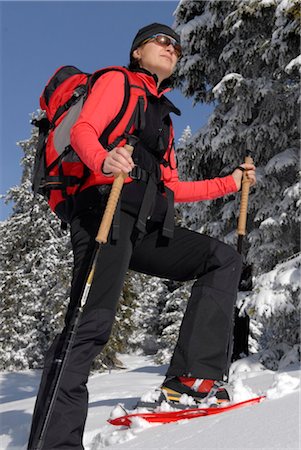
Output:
top-left (0, 1), bottom-right (213, 221)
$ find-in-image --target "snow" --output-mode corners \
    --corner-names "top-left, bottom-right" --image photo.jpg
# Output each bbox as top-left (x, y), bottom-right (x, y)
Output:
top-left (266, 372), bottom-right (300, 399)
top-left (212, 73), bottom-right (244, 98)
top-left (276, 0), bottom-right (296, 17)
top-left (179, 11), bottom-right (215, 40)
top-left (265, 148), bottom-right (299, 174)
top-left (285, 55), bottom-right (301, 74)
top-left (241, 254), bottom-right (300, 320)
top-left (259, 0), bottom-right (277, 6)
top-left (1, 354), bottom-right (300, 449)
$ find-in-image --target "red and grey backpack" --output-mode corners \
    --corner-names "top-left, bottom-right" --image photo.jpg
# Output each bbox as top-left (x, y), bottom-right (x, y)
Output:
top-left (32, 65), bottom-right (146, 224)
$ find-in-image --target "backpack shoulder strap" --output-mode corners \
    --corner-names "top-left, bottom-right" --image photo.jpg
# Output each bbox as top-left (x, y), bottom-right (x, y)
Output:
top-left (88, 65), bottom-right (145, 92)
top-left (89, 66), bottom-right (147, 149)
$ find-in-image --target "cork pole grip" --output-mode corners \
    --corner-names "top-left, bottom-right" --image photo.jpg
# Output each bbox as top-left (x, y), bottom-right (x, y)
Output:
top-left (237, 155), bottom-right (254, 236)
top-left (95, 144), bottom-right (134, 244)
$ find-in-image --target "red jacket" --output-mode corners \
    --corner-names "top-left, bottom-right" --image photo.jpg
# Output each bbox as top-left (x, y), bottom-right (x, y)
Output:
top-left (70, 70), bottom-right (238, 203)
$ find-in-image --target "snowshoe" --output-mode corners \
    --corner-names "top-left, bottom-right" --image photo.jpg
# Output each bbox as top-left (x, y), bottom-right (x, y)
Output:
top-left (109, 396), bottom-right (266, 427)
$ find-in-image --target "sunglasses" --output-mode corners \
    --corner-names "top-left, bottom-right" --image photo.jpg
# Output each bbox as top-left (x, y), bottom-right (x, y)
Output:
top-left (142, 34), bottom-right (182, 59)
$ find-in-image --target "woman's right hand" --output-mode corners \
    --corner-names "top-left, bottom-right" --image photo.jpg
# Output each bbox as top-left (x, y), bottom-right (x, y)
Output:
top-left (102, 147), bottom-right (135, 176)
top-left (231, 163), bottom-right (256, 191)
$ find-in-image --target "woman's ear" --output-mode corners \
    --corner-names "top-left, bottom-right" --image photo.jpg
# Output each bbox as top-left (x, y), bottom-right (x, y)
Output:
top-left (132, 48), bottom-right (141, 61)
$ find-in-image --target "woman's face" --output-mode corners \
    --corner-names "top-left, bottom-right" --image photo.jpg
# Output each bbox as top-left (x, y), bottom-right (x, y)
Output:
top-left (133, 37), bottom-right (179, 84)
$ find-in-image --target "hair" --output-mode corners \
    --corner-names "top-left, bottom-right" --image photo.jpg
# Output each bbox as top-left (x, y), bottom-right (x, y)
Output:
top-left (128, 54), bottom-right (140, 71)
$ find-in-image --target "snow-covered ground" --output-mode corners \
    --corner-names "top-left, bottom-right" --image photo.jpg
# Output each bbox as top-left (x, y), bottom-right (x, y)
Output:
top-left (1, 354), bottom-right (300, 449)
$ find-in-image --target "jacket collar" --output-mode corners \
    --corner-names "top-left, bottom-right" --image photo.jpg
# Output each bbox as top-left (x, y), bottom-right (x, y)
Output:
top-left (130, 67), bottom-right (171, 97)
top-left (130, 67), bottom-right (181, 116)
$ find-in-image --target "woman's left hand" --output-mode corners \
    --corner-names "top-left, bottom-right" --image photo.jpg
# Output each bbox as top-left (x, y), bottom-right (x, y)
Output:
top-left (231, 163), bottom-right (256, 191)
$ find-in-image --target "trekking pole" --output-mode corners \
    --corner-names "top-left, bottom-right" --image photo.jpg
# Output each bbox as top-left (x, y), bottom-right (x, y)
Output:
top-left (232, 150), bottom-right (254, 360)
top-left (237, 151), bottom-right (254, 254)
top-left (32, 135), bottom-right (138, 450)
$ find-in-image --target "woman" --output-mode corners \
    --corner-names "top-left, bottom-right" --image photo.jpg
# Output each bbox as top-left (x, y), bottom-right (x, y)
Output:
top-left (28, 23), bottom-right (256, 449)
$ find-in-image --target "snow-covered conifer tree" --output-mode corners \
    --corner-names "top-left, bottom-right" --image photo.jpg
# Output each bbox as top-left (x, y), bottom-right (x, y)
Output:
top-left (0, 119), bottom-right (136, 371)
top-left (169, 0), bottom-right (300, 365)
top-left (178, 125), bottom-right (192, 147)
top-left (154, 281), bottom-right (192, 364)
top-left (242, 253), bottom-right (300, 369)
top-left (174, 0), bottom-right (300, 272)
top-left (129, 272), bottom-right (170, 355)
top-left (0, 124), bottom-right (72, 370)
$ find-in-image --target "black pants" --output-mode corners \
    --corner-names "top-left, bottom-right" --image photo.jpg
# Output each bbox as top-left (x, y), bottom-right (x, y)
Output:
top-left (28, 203), bottom-right (242, 449)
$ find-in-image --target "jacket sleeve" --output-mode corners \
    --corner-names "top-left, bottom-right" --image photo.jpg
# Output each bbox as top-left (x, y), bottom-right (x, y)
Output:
top-left (70, 71), bottom-right (126, 174)
top-left (162, 141), bottom-right (238, 203)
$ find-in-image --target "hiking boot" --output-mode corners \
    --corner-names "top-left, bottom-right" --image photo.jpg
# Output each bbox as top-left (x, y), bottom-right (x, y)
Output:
top-left (161, 376), bottom-right (231, 405)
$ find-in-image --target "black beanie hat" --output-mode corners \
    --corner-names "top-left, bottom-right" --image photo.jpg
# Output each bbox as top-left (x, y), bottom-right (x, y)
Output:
top-left (130, 23), bottom-right (181, 56)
